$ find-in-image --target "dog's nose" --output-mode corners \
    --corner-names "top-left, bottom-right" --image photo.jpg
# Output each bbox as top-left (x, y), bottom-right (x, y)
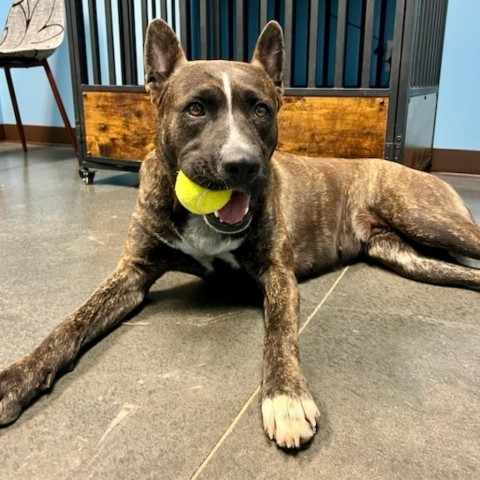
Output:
top-left (221, 145), bottom-right (262, 185)
top-left (223, 158), bottom-right (260, 183)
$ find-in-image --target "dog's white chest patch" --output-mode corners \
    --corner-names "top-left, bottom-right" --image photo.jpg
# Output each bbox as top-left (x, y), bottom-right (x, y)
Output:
top-left (174, 216), bottom-right (243, 271)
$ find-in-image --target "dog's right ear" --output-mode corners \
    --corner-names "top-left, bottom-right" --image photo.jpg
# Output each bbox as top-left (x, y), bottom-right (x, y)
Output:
top-left (251, 21), bottom-right (285, 88)
top-left (144, 19), bottom-right (187, 104)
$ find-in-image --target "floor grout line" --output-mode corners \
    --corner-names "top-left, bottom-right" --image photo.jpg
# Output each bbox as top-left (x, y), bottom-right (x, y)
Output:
top-left (190, 384), bottom-right (261, 480)
top-left (299, 266), bottom-right (349, 335)
top-left (189, 266), bottom-right (349, 479)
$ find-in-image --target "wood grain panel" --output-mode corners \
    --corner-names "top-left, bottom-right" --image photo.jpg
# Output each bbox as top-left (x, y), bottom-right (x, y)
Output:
top-left (277, 96), bottom-right (388, 158)
top-left (83, 91), bottom-right (155, 161)
top-left (83, 92), bottom-right (388, 162)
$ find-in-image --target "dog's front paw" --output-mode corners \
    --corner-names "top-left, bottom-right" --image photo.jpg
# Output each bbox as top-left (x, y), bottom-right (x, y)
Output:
top-left (262, 393), bottom-right (320, 449)
top-left (0, 358), bottom-right (45, 426)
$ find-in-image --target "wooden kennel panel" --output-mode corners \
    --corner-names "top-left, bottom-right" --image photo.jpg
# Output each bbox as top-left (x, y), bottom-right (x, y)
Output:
top-left (83, 91), bottom-right (155, 162)
top-left (277, 96), bottom-right (388, 158)
top-left (83, 91), bottom-right (389, 162)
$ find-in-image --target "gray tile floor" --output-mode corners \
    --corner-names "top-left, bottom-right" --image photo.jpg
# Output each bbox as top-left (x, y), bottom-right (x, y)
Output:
top-left (0, 143), bottom-right (479, 479)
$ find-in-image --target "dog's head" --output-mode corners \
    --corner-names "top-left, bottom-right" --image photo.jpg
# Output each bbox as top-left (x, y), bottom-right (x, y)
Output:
top-left (144, 19), bottom-right (284, 233)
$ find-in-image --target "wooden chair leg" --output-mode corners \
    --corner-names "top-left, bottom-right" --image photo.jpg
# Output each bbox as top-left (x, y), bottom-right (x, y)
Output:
top-left (4, 67), bottom-right (27, 152)
top-left (42, 60), bottom-right (78, 152)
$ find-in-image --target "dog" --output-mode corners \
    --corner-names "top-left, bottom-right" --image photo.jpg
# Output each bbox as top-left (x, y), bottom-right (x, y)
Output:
top-left (1, 19), bottom-right (480, 449)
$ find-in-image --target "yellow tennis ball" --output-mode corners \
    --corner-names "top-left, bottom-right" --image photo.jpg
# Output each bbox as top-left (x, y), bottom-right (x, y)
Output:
top-left (175, 170), bottom-right (232, 215)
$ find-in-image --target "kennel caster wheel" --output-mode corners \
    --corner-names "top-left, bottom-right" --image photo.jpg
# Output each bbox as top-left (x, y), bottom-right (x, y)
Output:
top-left (79, 168), bottom-right (96, 185)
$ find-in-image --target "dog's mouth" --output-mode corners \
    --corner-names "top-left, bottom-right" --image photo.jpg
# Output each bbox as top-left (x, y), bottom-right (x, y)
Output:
top-left (204, 190), bottom-right (253, 234)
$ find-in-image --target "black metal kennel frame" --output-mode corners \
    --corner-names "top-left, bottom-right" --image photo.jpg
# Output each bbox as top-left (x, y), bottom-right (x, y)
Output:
top-left (66, 0), bottom-right (448, 182)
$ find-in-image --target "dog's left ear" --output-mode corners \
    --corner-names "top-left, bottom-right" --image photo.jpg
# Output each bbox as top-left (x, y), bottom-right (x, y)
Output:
top-left (144, 19), bottom-right (187, 104)
top-left (251, 21), bottom-right (285, 89)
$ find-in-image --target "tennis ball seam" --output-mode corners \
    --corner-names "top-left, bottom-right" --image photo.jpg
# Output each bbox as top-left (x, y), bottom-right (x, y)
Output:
top-left (195, 189), bottom-right (211, 211)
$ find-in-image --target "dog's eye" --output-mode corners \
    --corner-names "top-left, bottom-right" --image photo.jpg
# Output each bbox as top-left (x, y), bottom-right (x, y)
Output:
top-left (186, 102), bottom-right (205, 117)
top-left (254, 104), bottom-right (269, 118)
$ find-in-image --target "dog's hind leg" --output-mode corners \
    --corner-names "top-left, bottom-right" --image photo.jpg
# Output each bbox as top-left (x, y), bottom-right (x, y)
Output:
top-left (365, 231), bottom-right (480, 288)
top-left (0, 259), bottom-right (160, 426)
top-left (393, 215), bottom-right (480, 263)
top-left (376, 171), bottom-right (480, 261)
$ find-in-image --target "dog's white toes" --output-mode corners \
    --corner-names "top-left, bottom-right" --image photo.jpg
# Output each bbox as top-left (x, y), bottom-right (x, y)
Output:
top-left (262, 394), bottom-right (320, 448)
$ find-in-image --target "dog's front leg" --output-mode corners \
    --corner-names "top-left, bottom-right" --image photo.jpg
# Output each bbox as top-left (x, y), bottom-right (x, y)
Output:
top-left (260, 262), bottom-right (320, 449)
top-left (0, 258), bottom-right (158, 426)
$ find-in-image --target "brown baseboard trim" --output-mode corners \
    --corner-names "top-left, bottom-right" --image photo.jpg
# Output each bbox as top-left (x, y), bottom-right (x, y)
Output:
top-left (1, 124), bottom-right (74, 146)
top-left (432, 148), bottom-right (480, 174)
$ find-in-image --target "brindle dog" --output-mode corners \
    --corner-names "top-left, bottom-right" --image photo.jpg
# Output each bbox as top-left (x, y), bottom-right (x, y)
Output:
top-left (1, 20), bottom-right (480, 449)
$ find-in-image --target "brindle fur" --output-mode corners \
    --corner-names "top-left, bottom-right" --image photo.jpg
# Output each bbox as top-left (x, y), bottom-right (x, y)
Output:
top-left (1, 20), bottom-right (480, 449)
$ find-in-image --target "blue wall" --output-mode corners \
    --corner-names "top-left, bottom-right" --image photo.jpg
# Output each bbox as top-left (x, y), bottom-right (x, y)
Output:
top-left (433, 0), bottom-right (480, 151)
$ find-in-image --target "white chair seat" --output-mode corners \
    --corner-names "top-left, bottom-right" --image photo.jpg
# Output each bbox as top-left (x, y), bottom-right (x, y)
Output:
top-left (0, 0), bottom-right (65, 60)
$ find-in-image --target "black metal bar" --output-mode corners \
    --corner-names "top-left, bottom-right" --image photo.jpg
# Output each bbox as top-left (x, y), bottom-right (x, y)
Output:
top-left (285, 87), bottom-right (389, 97)
top-left (160, 0), bottom-right (168, 21)
top-left (384, 0), bottom-right (406, 158)
top-left (429, 0), bottom-right (441, 87)
top-left (433, 1), bottom-right (448, 86)
top-left (307, 0), bottom-right (319, 88)
top-left (427, 0), bottom-right (437, 85)
top-left (65, 0), bottom-right (88, 165)
top-left (227, 0), bottom-right (234, 59)
top-left (334, 0), bottom-right (347, 88)
top-left (118, 0), bottom-right (138, 85)
top-left (105, 0), bottom-right (117, 85)
top-left (83, 85), bottom-right (151, 93)
top-left (82, 157), bottom-right (142, 173)
top-left (361, 0), bottom-right (375, 88)
top-left (88, 0), bottom-right (101, 84)
top-left (152, 0), bottom-right (157, 18)
top-left (410, 0), bottom-right (421, 88)
top-left (374, 0), bottom-right (388, 87)
top-left (260, 0), bottom-right (268, 27)
top-left (130, 0), bottom-right (139, 85)
top-left (428, 1), bottom-right (442, 85)
top-left (418, 0), bottom-right (429, 88)
top-left (418, 0), bottom-right (428, 87)
top-left (422, 0), bottom-right (434, 87)
top-left (235, 0), bottom-right (244, 61)
top-left (213, 0), bottom-right (221, 58)
top-left (409, 2), bottom-right (418, 87)
top-left (387, 0), bottom-right (406, 91)
top-left (284, 0), bottom-right (294, 87)
top-left (200, 0), bottom-right (208, 59)
top-left (321, 0), bottom-right (331, 86)
top-left (428, 0), bottom-right (438, 86)
top-left (118, 0), bottom-right (130, 84)
top-left (171, 0), bottom-right (177, 30)
top-left (429, 0), bottom-right (442, 86)
top-left (391, 0), bottom-right (415, 162)
top-left (179, 0), bottom-right (189, 56)
top-left (141, 0), bottom-right (149, 46)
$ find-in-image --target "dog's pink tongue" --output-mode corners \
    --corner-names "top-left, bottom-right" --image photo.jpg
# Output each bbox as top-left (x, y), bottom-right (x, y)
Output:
top-left (217, 191), bottom-right (250, 224)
